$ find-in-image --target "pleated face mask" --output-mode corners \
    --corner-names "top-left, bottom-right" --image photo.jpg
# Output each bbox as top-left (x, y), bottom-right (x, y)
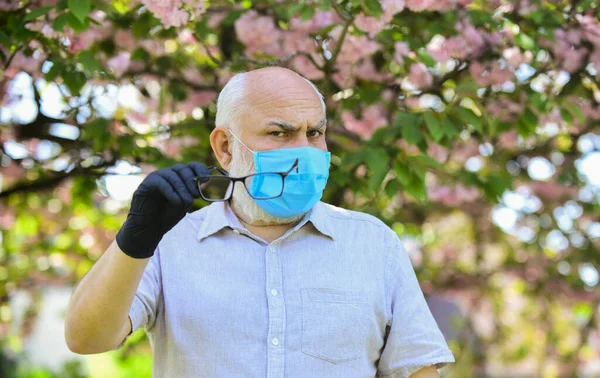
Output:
top-left (229, 130), bottom-right (330, 218)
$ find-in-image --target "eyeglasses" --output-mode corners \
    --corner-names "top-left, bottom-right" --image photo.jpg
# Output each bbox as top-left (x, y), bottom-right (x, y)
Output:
top-left (193, 159), bottom-right (299, 202)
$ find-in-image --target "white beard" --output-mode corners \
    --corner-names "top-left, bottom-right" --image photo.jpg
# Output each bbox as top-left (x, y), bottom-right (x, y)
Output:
top-left (227, 139), bottom-right (304, 225)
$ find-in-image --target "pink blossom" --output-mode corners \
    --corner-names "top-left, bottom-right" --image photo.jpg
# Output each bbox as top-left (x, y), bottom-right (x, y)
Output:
top-left (576, 15), bottom-right (600, 49)
top-left (451, 138), bottom-right (479, 163)
top-left (427, 183), bottom-right (479, 206)
top-left (486, 98), bottom-right (524, 122)
top-left (143, 0), bottom-right (199, 28)
top-left (354, 0), bottom-right (405, 35)
top-left (68, 29), bottom-right (102, 53)
top-left (469, 61), bottom-right (514, 87)
top-left (282, 31), bottom-right (317, 56)
top-left (331, 26), bottom-right (381, 64)
top-left (342, 104), bottom-right (388, 139)
top-left (496, 129), bottom-right (519, 149)
top-left (563, 47), bottom-right (588, 73)
top-left (175, 91), bottom-right (218, 114)
top-left (502, 47), bottom-right (531, 68)
top-left (590, 49), bottom-right (600, 71)
top-left (107, 52), bottom-right (131, 77)
top-left (429, 22), bottom-right (488, 62)
top-left (0, 1), bottom-right (20, 10)
top-left (427, 143), bottom-right (449, 163)
top-left (114, 29), bottom-right (137, 52)
top-left (397, 138), bottom-right (420, 154)
top-left (332, 64), bottom-right (355, 88)
top-left (291, 55), bottom-right (324, 80)
top-left (406, 0), bottom-right (434, 12)
top-left (545, 28), bottom-right (589, 73)
top-left (138, 39), bottom-right (166, 55)
top-left (428, 0), bottom-right (457, 12)
top-left (155, 136), bottom-right (200, 158)
top-left (208, 12), bottom-right (227, 29)
top-left (289, 10), bottom-right (340, 33)
top-left (407, 62), bottom-right (433, 89)
top-left (354, 59), bottom-right (391, 82)
top-left (394, 41), bottom-right (411, 65)
top-left (527, 181), bottom-right (578, 201)
top-left (235, 10), bottom-right (281, 56)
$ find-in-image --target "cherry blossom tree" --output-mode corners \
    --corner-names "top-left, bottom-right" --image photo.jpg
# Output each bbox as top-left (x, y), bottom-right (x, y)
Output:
top-left (1, 0), bottom-right (600, 376)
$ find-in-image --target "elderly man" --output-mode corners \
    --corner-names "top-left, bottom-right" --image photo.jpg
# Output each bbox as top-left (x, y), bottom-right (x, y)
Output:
top-left (65, 67), bottom-right (455, 378)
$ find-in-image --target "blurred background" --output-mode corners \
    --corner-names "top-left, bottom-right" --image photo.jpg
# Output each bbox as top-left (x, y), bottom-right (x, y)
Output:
top-left (1, 0), bottom-right (599, 377)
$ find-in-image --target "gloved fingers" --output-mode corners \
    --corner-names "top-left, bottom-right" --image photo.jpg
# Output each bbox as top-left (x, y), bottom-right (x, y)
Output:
top-left (172, 164), bottom-right (201, 198)
top-left (147, 173), bottom-right (183, 206)
top-left (157, 169), bottom-right (194, 208)
top-left (189, 162), bottom-right (210, 185)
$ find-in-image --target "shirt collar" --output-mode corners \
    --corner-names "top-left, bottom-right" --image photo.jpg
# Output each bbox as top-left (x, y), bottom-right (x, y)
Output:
top-left (196, 201), bottom-right (335, 242)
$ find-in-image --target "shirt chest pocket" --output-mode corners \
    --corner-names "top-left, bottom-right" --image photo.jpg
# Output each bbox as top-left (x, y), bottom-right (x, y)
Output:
top-left (301, 288), bottom-right (370, 365)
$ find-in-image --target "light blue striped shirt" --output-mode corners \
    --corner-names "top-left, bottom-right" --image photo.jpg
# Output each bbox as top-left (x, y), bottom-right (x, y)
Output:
top-left (118, 201), bottom-right (455, 377)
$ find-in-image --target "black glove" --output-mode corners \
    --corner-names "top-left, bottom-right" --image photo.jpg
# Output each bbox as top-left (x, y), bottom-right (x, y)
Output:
top-left (116, 162), bottom-right (209, 259)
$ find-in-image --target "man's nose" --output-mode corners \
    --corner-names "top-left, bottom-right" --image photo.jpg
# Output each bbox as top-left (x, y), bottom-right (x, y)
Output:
top-left (288, 134), bottom-right (310, 148)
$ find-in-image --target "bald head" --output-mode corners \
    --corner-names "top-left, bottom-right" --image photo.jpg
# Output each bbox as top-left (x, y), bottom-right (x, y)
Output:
top-left (215, 67), bottom-right (326, 134)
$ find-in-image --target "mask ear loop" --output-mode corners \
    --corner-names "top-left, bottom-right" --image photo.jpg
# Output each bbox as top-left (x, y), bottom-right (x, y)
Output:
top-left (228, 129), bottom-right (254, 153)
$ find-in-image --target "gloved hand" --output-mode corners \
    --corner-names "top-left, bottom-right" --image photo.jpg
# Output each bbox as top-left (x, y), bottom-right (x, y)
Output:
top-left (116, 162), bottom-right (209, 259)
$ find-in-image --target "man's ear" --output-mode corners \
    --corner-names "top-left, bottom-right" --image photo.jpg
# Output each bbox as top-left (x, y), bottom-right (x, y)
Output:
top-left (210, 127), bottom-right (232, 169)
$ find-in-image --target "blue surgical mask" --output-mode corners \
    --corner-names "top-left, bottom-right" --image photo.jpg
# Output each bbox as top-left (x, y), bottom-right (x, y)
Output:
top-left (229, 131), bottom-right (330, 218)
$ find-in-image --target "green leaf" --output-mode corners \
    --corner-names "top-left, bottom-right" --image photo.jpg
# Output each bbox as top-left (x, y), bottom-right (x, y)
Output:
top-left (401, 123), bottom-right (423, 145)
top-left (515, 33), bottom-right (535, 50)
top-left (222, 9), bottom-right (246, 25)
top-left (413, 154), bottom-right (443, 169)
top-left (442, 117), bottom-right (459, 139)
top-left (85, 118), bottom-right (111, 151)
top-left (66, 12), bottom-right (90, 32)
top-left (424, 111), bottom-right (444, 142)
top-left (416, 49), bottom-right (437, 68)
top-left (69, 0), bottom-right (91, 23)
top-left (364, 0), bottom-right (383, 18)
top-left (385, 179), bottom-right (400, 198)
top-left (365, 148), bottom-right (389, 192)
top-left (563, 102), bottom-right (585, 125)
top-left (318, 0), bottom-right (332, 11)
top-left (24, 6), bottom-right (54, 21)
top-left (63, 71), bottom-right (87, 95)
top-left (560, 107), bottom-right (574, 125)
top-left (78, 50), bottom-right (102, 72)
top-left (457, 107), bottom-right (482, 132)
top-left (52, 13), bottom-right (70, 32)
top-left (300, 5), bottom-right (315, 21)
top-left (45, 62), bottom-right (62, 81)
top-left (394, 161), bottom-right (412, 186)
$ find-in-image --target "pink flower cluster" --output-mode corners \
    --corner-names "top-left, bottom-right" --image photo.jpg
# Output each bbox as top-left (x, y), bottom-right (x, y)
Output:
top-left (427, 183), bottom-right (480, 206)
top-left (143, 0), bottom-right (205, 28)
top-left (405, 0), bottom-right (469, 12)
top-left (543, 28), bottom-right (588, 73)
top-left (234, 10), bottom-right (281, 56)
top-left (427, 21), bottom-right (495, 63)
top-left (234, 10), bottom-right (339, 61)
top-left (469, 61), bottom-right (514, 87)
top-left (526, 181), bottom-right (578, 201)
top-left (354, 0), bottom-right (405, 35)
top-left (342, 104), bottom-right (388, 139)
top-left (406, 62), bottom-right (433, 89)
top-left (486, 98), bottom-right (524, 122)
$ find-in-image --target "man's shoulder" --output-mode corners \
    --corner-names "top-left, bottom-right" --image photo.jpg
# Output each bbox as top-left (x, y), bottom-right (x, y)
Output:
top-left (317, 202), bottom-right (391, 232)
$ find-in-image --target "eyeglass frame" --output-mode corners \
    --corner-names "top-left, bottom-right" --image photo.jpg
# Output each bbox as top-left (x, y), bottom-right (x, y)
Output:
top-left (192, 159), bottom-right (299, 202)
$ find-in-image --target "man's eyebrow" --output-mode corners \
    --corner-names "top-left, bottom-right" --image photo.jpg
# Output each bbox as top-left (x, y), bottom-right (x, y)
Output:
top-left (267, 119), bottom-right (327, 131)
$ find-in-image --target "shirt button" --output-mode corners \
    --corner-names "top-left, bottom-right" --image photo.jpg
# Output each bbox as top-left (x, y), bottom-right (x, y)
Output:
top-left (272, 337), bottom-right (279, 346)
top-left (233, 229), bottom-right (240, 235)
top-left (271, 289), bottom-right (278, 296)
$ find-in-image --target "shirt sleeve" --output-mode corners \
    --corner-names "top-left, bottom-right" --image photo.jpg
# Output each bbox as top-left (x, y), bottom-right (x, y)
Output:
top-left (377, 231), bottom-right (455, 378)
top-left (113, 247), bottom-right (162, 350)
